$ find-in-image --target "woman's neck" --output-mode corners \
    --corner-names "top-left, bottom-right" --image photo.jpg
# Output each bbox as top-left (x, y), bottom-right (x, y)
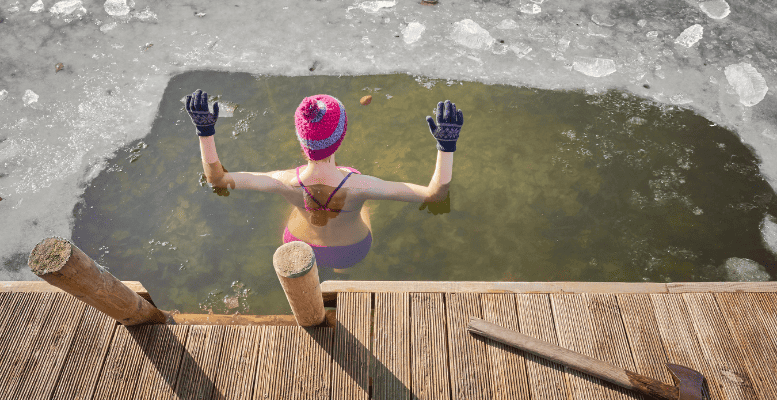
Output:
top-left (307, 155), bottom-right (337, 171)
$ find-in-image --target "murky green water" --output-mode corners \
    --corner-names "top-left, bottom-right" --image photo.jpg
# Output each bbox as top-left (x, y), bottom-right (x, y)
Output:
top-left (72, 72), bottom-right (777, 314)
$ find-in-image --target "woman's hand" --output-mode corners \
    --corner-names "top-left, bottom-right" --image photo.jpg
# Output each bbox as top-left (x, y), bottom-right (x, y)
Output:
top-left (426, 100), bottom-right (463, 152)
top-left (186, 89), bottom-right (220, 137)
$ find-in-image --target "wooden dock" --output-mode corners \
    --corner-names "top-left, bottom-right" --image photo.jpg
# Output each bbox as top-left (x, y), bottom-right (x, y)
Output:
top-left (1, 280), bottom-right (776, 400)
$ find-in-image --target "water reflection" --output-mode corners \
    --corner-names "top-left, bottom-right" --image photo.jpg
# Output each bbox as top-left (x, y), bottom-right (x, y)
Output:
top-left (72, 73), bottom-right (777, 314)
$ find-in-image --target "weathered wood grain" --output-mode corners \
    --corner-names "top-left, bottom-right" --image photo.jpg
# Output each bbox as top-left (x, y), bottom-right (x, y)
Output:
top-left (683, 293), bottom-right (760, 400)
top-left (92, 324), bottom-right (154, 400)
top-left (213, 325), bottom-right (262, 400)
top-left (331, 292), bottom-right (371, 400)
top-left (293, 326), bottom-right (333, 400)
top-left (0, 280), bottom-right (155, 305)
top-left (446, 292), bottom-right (492, 400)
top-left (616, 294), bottom-right (673, 386)
top-left (715, 292), bottom-right (777, 400)
top-left (174, 325), bottom-right (226, 400)
top-left (514, 294), bottom-right (568, 400)
top-left (373, 292), bottom-right (410, 400)
top-left (133, 325), bottom-right (190, 400)
top-left (410, 293), bottom-right (451, 400)
top-left (322, 281), bottom-right (671, 294)
top-left (12, 293), bottom-right (86, 400)
top-left (480, 293), bottom-right (530, 400)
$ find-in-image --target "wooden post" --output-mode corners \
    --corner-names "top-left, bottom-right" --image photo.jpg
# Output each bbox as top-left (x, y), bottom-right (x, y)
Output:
top-left (273, 242), bottom-right (325, 327)
top-left (27, 237), bottom-right (167, 326)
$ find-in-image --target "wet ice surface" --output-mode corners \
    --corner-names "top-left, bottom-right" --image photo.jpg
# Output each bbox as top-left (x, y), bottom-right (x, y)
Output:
top-left (1, 0), bottom-right (776, 282)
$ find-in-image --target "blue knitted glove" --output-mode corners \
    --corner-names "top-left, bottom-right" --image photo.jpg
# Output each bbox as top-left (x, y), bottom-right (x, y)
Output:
top-left (185, 89), bottom-right (219, 137)
top-left (426, 100), bottom-right (463, 152)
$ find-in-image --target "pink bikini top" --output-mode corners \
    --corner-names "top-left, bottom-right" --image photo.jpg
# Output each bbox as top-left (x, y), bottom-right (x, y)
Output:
top-left (296, 166), bottom-right (357, 213)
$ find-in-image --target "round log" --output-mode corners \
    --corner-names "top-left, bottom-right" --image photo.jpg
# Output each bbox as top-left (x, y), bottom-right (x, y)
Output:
top-left (273, 242), bottom-right (325, 326)
top-left (28, 237), bottom-right (167, 326)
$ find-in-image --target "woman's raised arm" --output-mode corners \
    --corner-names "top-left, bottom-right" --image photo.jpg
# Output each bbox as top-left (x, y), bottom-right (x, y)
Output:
top-left (364, 100), bottom-right (462, 203)
top-left (188, 90), bottom-right (289, 193)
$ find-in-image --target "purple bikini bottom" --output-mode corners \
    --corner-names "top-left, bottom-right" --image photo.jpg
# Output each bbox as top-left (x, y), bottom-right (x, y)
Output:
top-left (283, 227), bottom-right (372, 269)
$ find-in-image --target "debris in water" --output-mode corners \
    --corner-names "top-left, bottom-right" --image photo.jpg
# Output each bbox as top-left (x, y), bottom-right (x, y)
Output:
top-left (143, 43), bottom-right (153, 51)
top-left (573, 57), bottom-right (616, 77)
top-left (194, 11), bottom-right (206, 17)
top-left (451, 19), bottom-right (495, 50)
top-left (23, 89), bottom-right (39, 106)
top-left (55, 63), bottom-right (64, 73)
top-left (700, 0), bottom-right (730, 19)
top-left (30, 0), bottom-right (44, 13)
top-left (420, 0), bottom-right (438, 4)
top-left (674, 24), bottom-right (703, 48)
top-left (104, 0), bottom-right (130, 16)
top-left (724, 62), bottom-right (768, 106)
top-left (360, 95), bottom-right (372, 105)
top-left (309, 60), bottom-right (319, 72)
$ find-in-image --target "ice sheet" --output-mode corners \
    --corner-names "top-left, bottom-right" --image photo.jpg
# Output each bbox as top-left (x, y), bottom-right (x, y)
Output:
top-left (0, 0), bottom-right (775, 276)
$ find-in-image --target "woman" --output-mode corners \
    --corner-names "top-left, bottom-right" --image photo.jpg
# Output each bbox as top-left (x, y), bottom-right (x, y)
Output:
top-left (186, 89), bottom-right (463, 270)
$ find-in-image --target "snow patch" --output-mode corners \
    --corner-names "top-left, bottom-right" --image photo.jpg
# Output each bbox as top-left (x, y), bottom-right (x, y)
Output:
top-left (23, 90), bottom-right (39, 106)
top-left (725, 257), bottom-right (770, 281)
top-left (675, 24), bottom-right (703, 48)
top-left (700, 0), bottom-right (730, 20)
top-left (30, 0), bottom-right (44, 13)
top-left (104, 0), bottom-right (130, 16)
top-left (725, 63), bottom-right (768, 107)
top-left (402, 22), bottom-right (425, 44)
top-left (356, 0), bottom-right (396, 14)
top-left (573, 57), bottom-right (616, 77)
top-left (49, 0), bottom-right (85, 16)
top-left (451, 19), bottom-right (495, 50)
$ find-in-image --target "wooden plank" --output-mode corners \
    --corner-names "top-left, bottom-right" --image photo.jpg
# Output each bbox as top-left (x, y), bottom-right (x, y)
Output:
top-left (550, 293), bottom-right (622, 400)
top-left (52, 305), bottom-right (117, 400)
top-left (514, 294), bottom-right (567, 400)
top-left (715, 292), bottom-right (777, 400)
top-left (331, 292), bottom-right (371, 400)
top-left (93, 324), bottom-right (155, 400)
top-left (615, 294), bottom-right (674, 386)
top-left (372, 292), bottom-right (411, 400)
top-left (650, 294), bottom-right (720, 400)
top-left (174, 325), bottom-right (226, 400)
top-left (0, 292), bottom-right (58, 393)
top-left (0, 292), bottom-right (42, 369)
top-left (683, 293), bottom-right (760, 400)
top-left (12, 293), bottom-right (87, 400)
top-left (480, 293), bottom-right (530, 400)
top-left (292, 327), bottom-right (333, 400)
top-left (445, 292), bottom-right (492, 400)
top-left (410, 293), bottom-right (451, 400)
top-left (253, 326), bottom-right (279, 400)
top-left (322, 281), bottom-right (670, 294)
top-left (133, 325), bottom-right (190, 400)
top-left (266, 326), bottom-right (300, 399)
top-left (0, 280), bottom-right (155, 305)
top-left (172, 313), bottom-right (297, 326)
top-left (214, 326), bottom-right (262, 400)
top-left (750, 293), bottom-right (777, 351)
top-left (668, 282), bottom-right (777, 293)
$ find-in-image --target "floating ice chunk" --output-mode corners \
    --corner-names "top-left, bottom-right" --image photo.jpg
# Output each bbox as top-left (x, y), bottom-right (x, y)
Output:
top-left (8, 1), bottom-right (20, 13)
top-left (573, 57), bottom-right (616, 77)
top-left (669, 94), bottom-right (693, 105)
top-left (30, 0), bottom-right (44, 13)
top-left (0, 89), bottom-right (7, 101)
top-left (763, 215), bottom-right (777, 256)
top-left (402, 22), bottom-right (425, 44)
top-left (510, 44), bottom-right (532, 58)
top-left (674, 24), bottom-right (703, 48)
top-left (725, 257), bottom-right (770, 281)
top-left (357, 0), bottom-right (396, 14)
top-left (451, 19), bottom-right (495, 50)
top-left (104, 0), bottom-right (130, 16)
top-left (591, 14), bottom-right (614, 27)
top-left (497, 19), bottom-right (518, 30)
top-left (520, 4), bottom-right (541, 14)
top-left (725, 62), bottom-right (768, 106)
top-left (23, 90), bottom-right (39, 105)
top-left (700, 0), bottom-right (730, 19)
top-left (100, 21), bottom-right (117, 32)
top-left (49, 0), bottom-right (86, 16)
top-left (131, 7), bottom-right (157, 21)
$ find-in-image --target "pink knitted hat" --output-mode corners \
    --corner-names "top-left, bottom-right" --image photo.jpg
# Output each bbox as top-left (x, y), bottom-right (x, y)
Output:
top-left (294, 94), bottom-right (347, 161)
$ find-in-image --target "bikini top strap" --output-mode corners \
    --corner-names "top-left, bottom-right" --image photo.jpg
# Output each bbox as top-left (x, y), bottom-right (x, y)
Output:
top-left (296, 166), bottom-right (326, 210)
top-left (323, 171), bottom-right (354, 208)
